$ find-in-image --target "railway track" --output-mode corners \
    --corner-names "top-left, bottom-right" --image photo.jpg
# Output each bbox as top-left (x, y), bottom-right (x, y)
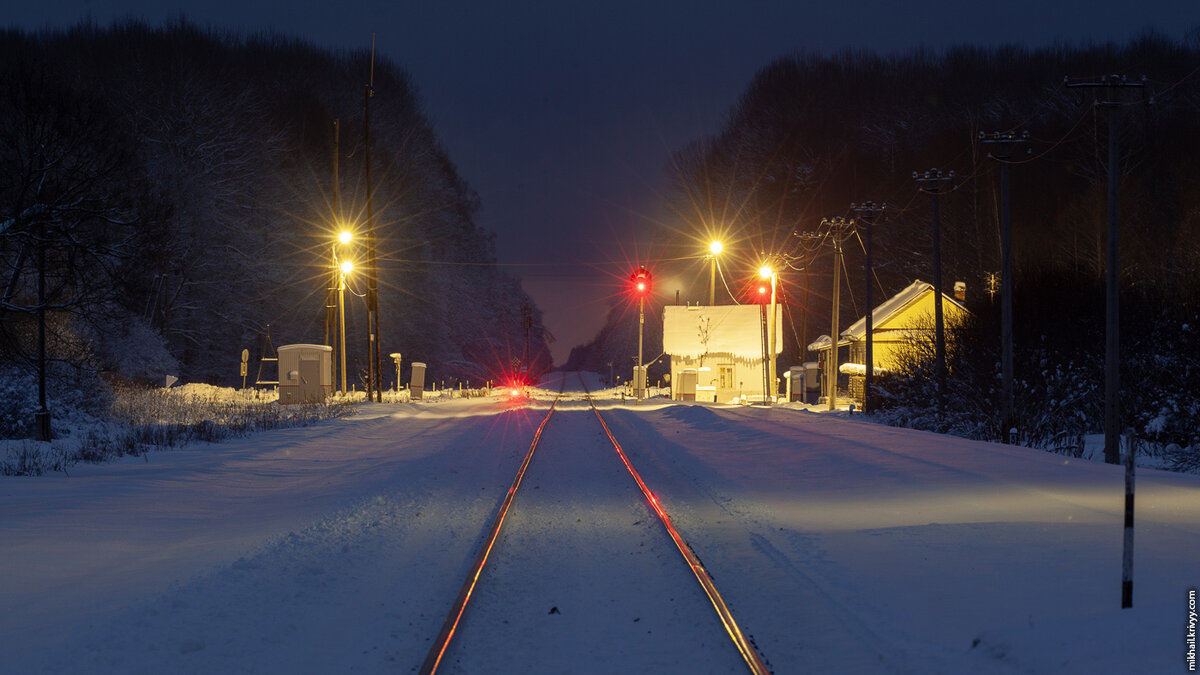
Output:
top-left (419, 375), bottom-right (771, 674)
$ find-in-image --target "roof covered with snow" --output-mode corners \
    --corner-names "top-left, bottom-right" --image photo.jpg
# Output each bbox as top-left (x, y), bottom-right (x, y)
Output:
top-left (806, 280), bottom-right (969, 352)
top-left (663, 304), bottom-right (782, 359)
top-left (840, 279), bottom-right (968, 341)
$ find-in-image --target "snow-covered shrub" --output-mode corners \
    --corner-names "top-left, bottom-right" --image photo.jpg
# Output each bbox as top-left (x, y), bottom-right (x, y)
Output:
top-left (1122, 310), bottom-right (1200, 458)
top-left (82, 316), bottom-right (180, 383)
top-left (0, 363), bottom-right (111, 441)
top-left (871, 296), bottom-right (1103, 451)
top-left (1008, 346), bottom-right (1100, 453)
top-left (870, 315), bottom-right (998, 439)
top-left (0, 441), bottom-right (70, 476)
top-left (0, 366), bottom-right (39, 438)
top-left (107, 384), bottom-right (357, 451)
top-left (872, 280), bottom-right (1200, 472)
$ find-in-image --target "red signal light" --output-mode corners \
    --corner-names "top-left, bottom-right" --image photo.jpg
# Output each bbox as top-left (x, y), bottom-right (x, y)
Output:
top-left (633, 264), bottom-right (652, 293)
top-left (630, 266), bottom-right (651, 295)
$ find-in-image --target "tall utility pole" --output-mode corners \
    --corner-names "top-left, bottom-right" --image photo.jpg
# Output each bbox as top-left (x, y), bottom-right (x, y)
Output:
top-left (913, 168), bottom-right (955, 411)
top-left (979, 131), bottom-right (1028, 443)
top-left (364, 36), bottom-right (383, 402)
top-left (326, 120), bottom-right (341, 388)
top-left (35, 217), bottom-right (50, 441)
top-left (851, 202), bottom-right (886, 414)
top-left (1065, 74), bottom-right (1148, 465)
top-left (338, 260), bottom-right (350, 395)
top-left (821, 217), bottom-right (857, 411)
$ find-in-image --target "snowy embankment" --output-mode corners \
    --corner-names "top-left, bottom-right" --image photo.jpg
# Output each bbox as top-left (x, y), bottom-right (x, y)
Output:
top-left (0, 383), bottom-right (358, 476)
top-left (1, 374), bottom-right (1198, 673)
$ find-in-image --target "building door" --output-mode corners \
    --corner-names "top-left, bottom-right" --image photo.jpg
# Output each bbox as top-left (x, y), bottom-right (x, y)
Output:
top-left (299, 358), bottom-right (321, 403)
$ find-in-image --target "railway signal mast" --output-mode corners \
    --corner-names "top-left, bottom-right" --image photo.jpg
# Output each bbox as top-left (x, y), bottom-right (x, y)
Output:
top-left (631, 266), bottom-right (651, 402)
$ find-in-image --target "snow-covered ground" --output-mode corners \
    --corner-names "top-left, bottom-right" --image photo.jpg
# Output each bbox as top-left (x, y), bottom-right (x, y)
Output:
top-left (2, 372), bottom-right (1197, 673)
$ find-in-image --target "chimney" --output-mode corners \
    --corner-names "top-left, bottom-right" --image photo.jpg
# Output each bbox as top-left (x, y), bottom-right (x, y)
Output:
top-left (953, 281), bottom-right (966, 302)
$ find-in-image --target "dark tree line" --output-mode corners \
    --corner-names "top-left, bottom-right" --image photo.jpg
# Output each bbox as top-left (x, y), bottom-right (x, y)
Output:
top-left (0, 20), bottom-right (552, 397)
top-left (657, 31), bottom-right (1200, 453)
top-left (568, 31), bottom-right (1199, 454)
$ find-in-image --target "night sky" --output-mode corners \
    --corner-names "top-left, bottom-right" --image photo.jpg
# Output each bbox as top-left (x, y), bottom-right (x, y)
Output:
top-left (5, 1), bottom-right (1196, 363)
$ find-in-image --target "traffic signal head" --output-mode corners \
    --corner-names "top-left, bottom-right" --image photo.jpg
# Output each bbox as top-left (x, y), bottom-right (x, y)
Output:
top-left (630, 267), bottom-right (651, 295)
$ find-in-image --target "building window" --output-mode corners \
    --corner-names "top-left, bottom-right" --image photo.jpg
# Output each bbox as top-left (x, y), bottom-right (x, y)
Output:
top-left (719, 365), bottom-right (734, 389)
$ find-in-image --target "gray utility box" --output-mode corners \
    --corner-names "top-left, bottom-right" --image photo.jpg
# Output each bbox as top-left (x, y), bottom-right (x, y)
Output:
top-left (410, 362), bottom-right (427, 400)
top-left (278, 344), bottom-right (332, 404)
top-left (631, 365), bottom-right (647, 398)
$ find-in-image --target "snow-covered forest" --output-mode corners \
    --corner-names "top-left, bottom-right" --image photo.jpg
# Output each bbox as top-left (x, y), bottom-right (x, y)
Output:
top-left (570, 33), bottom-right (1200, 464)
top-left (0, 21), bottom-right (551, 414)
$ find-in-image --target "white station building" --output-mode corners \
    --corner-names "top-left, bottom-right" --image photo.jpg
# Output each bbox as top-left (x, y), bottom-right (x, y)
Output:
top-left (663, 304), bottom-right (782, 403)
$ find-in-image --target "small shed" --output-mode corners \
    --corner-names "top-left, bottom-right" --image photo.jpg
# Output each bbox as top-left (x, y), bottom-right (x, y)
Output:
top-left (808, 279), bottom-right (970, 405)
top-left (663, 304), bottom-right (781, 403)
top-left (278, 344), bottom-right (332, 404)
top-left (838, 279), bottom-right (970, 371)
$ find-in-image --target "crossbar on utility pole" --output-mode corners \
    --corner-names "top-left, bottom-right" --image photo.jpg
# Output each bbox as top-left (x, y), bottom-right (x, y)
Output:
top-left (851, 202), bottom-right (886, 414)
top-left (979, 131), bottom-right (1028, 443)
top-left (1064, 74), bottom-right (1148, 464)
top-left (820, 217), bottom-right (856, 411)
top-left (913, 169), bottom-right (955, 413)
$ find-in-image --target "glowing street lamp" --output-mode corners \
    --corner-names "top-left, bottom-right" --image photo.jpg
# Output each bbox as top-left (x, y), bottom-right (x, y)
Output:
top-left (337, 255), bottom-right (353, 396)
top-left (328, 231), bottom-right (355, 394)
top-left (708, 241), bottom-right (723, 305)
top-left (759, 264), bottom-right (777, 404)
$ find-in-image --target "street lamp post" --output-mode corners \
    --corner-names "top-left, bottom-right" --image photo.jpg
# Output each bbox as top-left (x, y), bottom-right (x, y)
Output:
top-left (759, 265), bottom-right (777, 404)
top-left (338, 258), bottom-right (353, 396)
top-left (708, 241), bottom-right (723, 305)
top-left (390, 352), bottom-right (402, 392)
top-left (332, 230), bottom-right (353, 394)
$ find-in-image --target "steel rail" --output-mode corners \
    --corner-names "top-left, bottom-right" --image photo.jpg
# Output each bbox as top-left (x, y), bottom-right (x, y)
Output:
top-left (581, 376), bottom-right (771, 674)
top-left (419, 392), bottom-right (561, 675)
